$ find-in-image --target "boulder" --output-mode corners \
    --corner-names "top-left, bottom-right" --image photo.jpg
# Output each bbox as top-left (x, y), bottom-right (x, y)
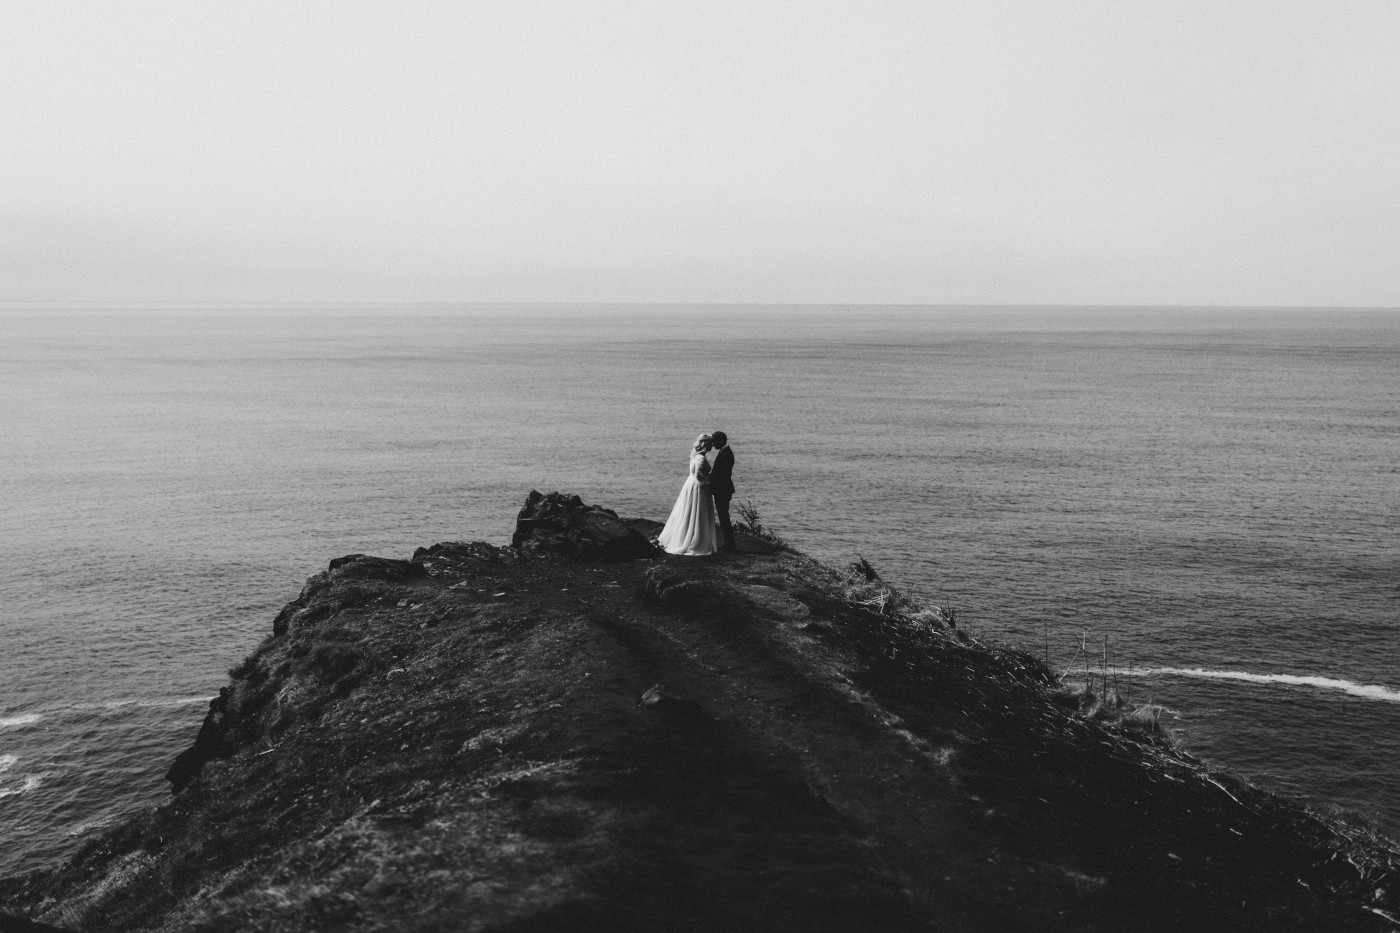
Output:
top-left (512, 491), bottom-right (657, 561)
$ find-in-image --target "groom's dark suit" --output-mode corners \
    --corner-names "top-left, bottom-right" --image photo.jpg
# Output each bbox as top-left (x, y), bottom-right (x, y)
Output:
top-left (710, 445), bottom-right (736, 550)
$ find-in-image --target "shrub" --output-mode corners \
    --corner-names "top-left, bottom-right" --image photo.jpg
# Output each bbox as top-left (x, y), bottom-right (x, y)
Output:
top-left (734, 500), bottom-right (788, 548)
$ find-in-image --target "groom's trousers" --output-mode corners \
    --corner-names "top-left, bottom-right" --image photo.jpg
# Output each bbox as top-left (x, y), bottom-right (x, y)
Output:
top-left (713, 491), bottom-right (736, 550)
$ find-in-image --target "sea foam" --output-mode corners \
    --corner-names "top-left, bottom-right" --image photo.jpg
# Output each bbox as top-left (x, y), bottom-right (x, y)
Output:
top-left (0, 756), bottom-right (43, 799)
top-left (96, 696), bottom-right (213, 711)
top-left (1130, 668), bottom-right (1400, 703)
top-left (0, 776), bottom-right (43, 800)
top-left (0, 713), bottom-right (43, 729)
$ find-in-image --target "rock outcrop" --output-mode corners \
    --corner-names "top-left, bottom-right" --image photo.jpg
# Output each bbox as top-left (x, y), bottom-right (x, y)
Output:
top-left (511, 490), bottom-right (657, 561)
top-left (4, 494), bottom-right (1398, 932)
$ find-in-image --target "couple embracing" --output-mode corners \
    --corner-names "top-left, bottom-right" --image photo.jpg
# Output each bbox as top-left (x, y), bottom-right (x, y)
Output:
top-left (657, 431), bottom-right (736, 557)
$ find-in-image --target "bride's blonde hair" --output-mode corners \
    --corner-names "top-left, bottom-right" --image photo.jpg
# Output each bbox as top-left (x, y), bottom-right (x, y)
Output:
top-left (693, 433), bottom-right (713, 454)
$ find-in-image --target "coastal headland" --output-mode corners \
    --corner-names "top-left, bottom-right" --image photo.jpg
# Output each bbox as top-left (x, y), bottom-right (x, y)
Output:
top-left (3, 492), bottom-right (1397, 931)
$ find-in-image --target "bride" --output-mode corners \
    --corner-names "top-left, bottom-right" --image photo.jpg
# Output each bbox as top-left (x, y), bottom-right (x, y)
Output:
top-left (657, 434), bottom-right (719, 556)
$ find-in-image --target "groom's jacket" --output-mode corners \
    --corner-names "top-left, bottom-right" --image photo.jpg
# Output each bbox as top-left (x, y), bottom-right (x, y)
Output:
top-left (710, 447), bottom-right (735, 496)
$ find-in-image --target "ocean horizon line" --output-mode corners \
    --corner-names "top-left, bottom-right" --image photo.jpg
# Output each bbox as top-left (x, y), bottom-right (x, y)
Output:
top-left (2, 300), bottom-right (1398, 314)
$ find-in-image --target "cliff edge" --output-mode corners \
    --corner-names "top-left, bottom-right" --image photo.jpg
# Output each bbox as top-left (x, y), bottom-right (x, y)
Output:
top-left (3, 493), bottom-right (1397, 932)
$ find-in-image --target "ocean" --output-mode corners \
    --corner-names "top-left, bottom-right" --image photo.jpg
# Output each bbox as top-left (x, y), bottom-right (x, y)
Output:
top-left (1, 304), bottom-right (1396, 878)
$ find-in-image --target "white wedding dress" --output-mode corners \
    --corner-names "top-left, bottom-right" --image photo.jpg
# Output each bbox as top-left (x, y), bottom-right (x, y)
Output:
top-left (658, 453), bottom-right (719, 556)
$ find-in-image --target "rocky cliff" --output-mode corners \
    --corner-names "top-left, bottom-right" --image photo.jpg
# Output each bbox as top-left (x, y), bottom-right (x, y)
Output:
top-left (3, 493), bottom-right (1398, 932)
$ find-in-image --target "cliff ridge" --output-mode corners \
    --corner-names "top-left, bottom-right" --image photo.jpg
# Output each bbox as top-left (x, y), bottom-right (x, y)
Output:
top-left (3, 493), bottom-right (1397, 932)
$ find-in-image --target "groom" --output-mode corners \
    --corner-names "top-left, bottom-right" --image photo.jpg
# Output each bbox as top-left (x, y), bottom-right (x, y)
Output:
top-left (709, 431), bottom-right (736, 552)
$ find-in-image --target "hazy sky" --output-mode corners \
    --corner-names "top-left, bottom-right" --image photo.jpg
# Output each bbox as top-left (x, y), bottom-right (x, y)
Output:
top-left (3, 2), bottom-right (1397, 305)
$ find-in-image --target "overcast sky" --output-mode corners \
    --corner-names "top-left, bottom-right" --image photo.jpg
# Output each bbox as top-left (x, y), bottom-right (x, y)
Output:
top-left (2, 1), bottom-right (1397, 306)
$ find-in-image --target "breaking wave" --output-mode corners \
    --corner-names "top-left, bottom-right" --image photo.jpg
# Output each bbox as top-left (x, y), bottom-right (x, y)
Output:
top-left (1130, 668), bottom-right (1400, 703)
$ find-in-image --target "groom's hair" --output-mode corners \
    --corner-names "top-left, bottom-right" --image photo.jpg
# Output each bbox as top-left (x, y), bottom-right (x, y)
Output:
top-left (710, 431), bottom-right (728, 447)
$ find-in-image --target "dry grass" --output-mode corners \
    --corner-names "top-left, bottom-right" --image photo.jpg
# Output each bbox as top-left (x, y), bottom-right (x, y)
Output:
top-left (1052, 681), bottom-right (1171, 739)
top-left (838, 556), bottom-right (959, 633)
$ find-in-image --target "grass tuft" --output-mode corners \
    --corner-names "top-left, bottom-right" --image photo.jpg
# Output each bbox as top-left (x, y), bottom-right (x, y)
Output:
top-left (733, 500), bottom-right (789, 549)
